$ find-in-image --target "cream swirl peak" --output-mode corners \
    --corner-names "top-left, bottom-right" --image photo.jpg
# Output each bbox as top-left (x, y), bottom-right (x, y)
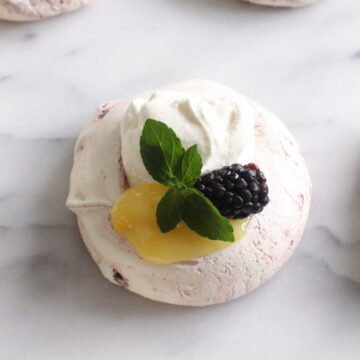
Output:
top-left (120, 91), bottom-right (255, 187)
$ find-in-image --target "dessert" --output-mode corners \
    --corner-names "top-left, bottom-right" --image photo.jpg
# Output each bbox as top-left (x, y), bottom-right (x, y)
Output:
top-left (0, 0), bottom-right (92, 21)
top-left (243, 0), bottom-right (317, 7)
top-left (66, 79), bottom-right (311, 306)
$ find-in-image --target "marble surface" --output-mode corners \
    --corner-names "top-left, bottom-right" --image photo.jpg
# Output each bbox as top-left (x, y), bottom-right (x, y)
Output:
top-left (1, 0), bottom-right (360, 358)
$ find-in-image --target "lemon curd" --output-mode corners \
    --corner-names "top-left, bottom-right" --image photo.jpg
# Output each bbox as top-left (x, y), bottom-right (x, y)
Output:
top-left (111, 183), bottom-right (250, 265)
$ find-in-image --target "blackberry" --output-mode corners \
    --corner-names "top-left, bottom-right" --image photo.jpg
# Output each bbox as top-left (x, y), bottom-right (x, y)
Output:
top-left (194, 163), bottom-right (270, 219)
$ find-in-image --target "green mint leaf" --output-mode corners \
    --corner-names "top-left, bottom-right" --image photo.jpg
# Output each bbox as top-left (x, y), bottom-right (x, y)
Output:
top-left (182, 189), bottom-right (234, 242)
top-left (174, 145), bottom-right (203, 187)
top-left (140, 119), bottom-right (185, 186)
top-left (140, 119), bottom-right (234, 243)
top-left (156, 188), bottom-right (186, 233)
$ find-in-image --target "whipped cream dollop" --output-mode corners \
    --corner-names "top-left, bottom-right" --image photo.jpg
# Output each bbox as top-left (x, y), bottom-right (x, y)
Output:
top-left (120, 91), bottom-right (255, 187)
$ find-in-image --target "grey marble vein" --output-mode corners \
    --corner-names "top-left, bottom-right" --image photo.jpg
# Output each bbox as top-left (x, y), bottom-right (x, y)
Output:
top-left (23, 33), bottom-right (36, 41)
top-left (300, 225), bottom-right (360, 284)
top-left (66, 48), bottom-right (81, 56)
top-left (353, 50), bottom-right (360, 59)
top-left (0, 75), bottom-right (11, 82)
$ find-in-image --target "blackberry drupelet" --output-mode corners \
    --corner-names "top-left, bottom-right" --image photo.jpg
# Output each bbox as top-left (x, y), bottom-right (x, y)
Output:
top-left (194, 163), bottom-right (269, 219)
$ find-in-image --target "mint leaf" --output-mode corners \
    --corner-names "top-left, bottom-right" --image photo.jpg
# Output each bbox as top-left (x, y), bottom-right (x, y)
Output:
top-left (156, 188), bottom-right (186, 233)
top-left (174, 145), bottom-right (203, 187)
top-left (157, 187), bottom-right (234, 242)
top-left (182, 189), bottom-right (234, 242)
top-left (140, 119), bottom-right (235, 243)
top-left (140, 119), bottom-right (184, 186)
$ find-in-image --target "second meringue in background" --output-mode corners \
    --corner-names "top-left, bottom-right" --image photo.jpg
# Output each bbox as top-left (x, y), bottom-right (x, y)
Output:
top-left (243, 0), bottom-right (317, 7)
top-left (0, 0), bottom-right (92, 22)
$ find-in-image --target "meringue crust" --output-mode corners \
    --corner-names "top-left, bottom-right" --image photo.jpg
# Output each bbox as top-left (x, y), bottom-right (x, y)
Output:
top-left (67, 80), bottom-right (311, 306)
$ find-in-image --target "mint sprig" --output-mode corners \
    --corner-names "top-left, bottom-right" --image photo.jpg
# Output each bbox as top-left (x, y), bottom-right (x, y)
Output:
top-left (140, 119), bottom-right (234, 243)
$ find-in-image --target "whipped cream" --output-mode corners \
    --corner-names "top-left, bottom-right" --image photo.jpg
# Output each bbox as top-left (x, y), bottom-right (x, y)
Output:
top-left (120, 91), bottom-right (255, 187)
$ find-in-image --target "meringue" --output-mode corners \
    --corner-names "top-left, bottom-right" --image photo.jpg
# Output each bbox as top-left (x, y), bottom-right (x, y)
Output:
top-left (243, 0), bottom-right (317, 7)
top-left (66, 79), bottom-right (312, 306)
top-left (0, 0), bottom-right (92, 21)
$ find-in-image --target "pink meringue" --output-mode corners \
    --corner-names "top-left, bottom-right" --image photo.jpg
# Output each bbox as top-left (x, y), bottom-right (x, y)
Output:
top-left (0, 0), bottom-right (92, 21)
top-left (67, 80), bottom-right (312, 306)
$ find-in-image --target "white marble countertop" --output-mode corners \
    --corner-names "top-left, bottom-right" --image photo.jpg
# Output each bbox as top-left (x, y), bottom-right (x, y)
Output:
top-left (1, 0), bottom-right (360, 359)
